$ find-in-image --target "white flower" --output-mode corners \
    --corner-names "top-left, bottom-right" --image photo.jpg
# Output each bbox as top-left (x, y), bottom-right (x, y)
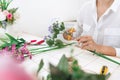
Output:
top-left (0, 12), bottom-right (6, 21)
top-left (14, 12), bottom-right (20, 20)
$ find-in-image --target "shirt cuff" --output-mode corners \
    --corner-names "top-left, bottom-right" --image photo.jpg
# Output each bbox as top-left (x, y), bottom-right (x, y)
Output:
top-left (115, 48), bottom-right (120, 57)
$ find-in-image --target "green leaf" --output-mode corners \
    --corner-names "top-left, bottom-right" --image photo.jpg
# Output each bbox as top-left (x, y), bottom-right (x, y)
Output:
top-left (50, 64), bottom-right (70, 80)
top-left (5, 33), bottom-right (19, 44)
top-left (47, 74), bottom-right (52, 80)
top-left (37, 59), bottom-right (44, 76)
top-left (52, 33), bottom-right (57, 39)
top-left (8, 8), bottom-right (18, 14)
top-left (57, 55), bottom-right (69, 73)
top-left (6, 0), bottom-right (12, 9)
top-left (59, 22), bottom-right (65, 31)
top-left (46, 39), bottom-right (54, 47)
top-left (55, 39), bottom-right (64, 48)
top-left (0, 38), bottom-right (11, 48)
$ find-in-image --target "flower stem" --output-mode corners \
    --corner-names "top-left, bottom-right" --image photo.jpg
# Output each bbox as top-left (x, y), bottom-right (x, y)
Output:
top-left (90, 51), bottom-right (120, 65)
top-left (30, 42), bottom-right (75, 55)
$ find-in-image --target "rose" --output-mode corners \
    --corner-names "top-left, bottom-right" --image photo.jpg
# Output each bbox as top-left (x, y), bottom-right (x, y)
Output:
top-left (7, 13), bottom-right (13, 20)
top-left (0, 12), bottom-right (6, 21)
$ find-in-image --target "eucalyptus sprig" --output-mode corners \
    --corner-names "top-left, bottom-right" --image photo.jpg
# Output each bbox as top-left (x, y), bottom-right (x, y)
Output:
top-left (45, 21), bottom-right (65, 48)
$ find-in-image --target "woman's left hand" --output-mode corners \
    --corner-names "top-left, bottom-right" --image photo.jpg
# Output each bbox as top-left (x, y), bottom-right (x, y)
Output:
top-left (76, 36), bottom-right (100, 51)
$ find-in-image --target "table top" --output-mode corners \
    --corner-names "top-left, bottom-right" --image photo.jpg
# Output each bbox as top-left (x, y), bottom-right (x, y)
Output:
top-left (19, 33), bottom-right (120, 80)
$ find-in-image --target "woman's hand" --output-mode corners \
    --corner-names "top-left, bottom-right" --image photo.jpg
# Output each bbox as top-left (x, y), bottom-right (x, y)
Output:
top-left (76, 36), bottom-right (116, 56)
top-left (76, 36), bottom-right (100, 51)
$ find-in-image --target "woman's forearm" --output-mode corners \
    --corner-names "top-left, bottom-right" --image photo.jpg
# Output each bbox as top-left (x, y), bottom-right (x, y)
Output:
top-left (96, 45), bottom-right (116, 56)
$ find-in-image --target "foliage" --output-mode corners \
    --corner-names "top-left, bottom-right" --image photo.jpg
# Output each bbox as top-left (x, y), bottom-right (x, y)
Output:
top-left (45, 21), bottom-right (65, 48)
top-left (37, 59), bottom-right (44, 76)
top-left (47, 55), bottom-right (110, 80)
top-left (0, 33), bottom-right (25, 49)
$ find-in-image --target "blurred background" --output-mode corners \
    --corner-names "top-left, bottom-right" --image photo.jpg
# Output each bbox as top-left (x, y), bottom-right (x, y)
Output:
top-left (8, 0), bottom-right (89, 37)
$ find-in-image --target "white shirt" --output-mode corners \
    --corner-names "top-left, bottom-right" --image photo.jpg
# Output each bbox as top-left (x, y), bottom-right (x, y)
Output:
top-left (76, 0), bottom-right (120, 57)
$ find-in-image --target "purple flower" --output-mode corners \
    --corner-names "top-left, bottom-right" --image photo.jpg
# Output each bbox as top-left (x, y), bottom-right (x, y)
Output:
top-left (1, 21), bottom-right (7, 29)
top-left (44, 36), bottom-right (47, 40)
top-left (48, 26), bottom-right (53, 33)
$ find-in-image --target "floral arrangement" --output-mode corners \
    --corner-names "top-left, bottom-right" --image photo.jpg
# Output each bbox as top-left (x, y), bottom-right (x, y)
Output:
top-left (0, 33), bottom-right (31, 62)
top-left (0, 0), bottom-right (18, 29)
top-left (37, 55), bottom-right (111, 80)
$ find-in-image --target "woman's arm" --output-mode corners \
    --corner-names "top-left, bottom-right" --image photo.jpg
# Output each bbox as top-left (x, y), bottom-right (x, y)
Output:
top-left (76, 36), bottom-right (116, 56)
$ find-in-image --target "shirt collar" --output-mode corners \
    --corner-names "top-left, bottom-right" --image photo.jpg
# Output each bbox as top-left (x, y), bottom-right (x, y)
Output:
top-left (110, 0), bottom-right (120, 12)
top-left (92, 0), bottom-right (120, 12)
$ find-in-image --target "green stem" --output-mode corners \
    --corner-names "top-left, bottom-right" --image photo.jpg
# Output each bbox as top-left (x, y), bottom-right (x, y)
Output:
top-left (91, 51), bottom-right (120, 65)
top-left (30, 43), bottom-right (75, 55)
top-left (29, 46), bottom-right (51, 51)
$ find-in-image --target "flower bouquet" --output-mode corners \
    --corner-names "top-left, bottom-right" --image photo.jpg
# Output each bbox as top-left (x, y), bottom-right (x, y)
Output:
top-left (0, 0), bottom-right (18, 29)
top-left (0, 33), bottom-right (31, 62)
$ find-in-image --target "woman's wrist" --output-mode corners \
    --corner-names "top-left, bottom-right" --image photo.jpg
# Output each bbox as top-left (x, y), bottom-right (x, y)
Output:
top-left (95, 44), bottom-right (116, 56)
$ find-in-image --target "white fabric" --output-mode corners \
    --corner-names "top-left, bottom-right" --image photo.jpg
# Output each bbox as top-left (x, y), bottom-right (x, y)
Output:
top-left (76, 0), bottom-right (120, 57)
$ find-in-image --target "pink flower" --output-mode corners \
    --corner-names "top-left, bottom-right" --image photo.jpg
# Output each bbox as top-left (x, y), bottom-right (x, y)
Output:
top-left (7, 13), bottom-right (13, 20)
top-left (11, 44), bottom-right (17, 54)
top-left (19, 44), bottom-right (32, 59)
top-left (0, 56), bottom-right (34, 80)
top-left (3, 10), bottom-right (9, 16)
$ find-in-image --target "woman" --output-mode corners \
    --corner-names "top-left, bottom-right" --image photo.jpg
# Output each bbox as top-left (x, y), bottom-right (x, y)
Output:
top-left (76, 0), bottom-right (120, 56)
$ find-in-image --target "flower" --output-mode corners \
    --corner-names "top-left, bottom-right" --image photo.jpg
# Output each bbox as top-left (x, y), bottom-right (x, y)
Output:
top-left (0, 0), bottom-right (18, 29)
top-left (3, 10), bottom-right (9, 16)
top-left (0, 12), bottom-right (6, 21)
top-left (0, 33), bottom-right (31, 62)
top-left (7, 13), bottom-right (13, 20)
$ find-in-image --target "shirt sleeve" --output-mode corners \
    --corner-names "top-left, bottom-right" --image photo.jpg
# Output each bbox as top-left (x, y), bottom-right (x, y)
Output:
top-left (115, 48), bottom-right (120, 57)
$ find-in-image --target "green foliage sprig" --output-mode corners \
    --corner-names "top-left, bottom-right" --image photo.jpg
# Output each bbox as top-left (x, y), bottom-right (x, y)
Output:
top-left (45, 21), bottom-right (65, 48)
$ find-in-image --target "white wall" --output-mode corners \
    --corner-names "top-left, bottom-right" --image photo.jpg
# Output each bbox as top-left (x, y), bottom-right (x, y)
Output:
top-left (9, 0), bottom-right (88, 37)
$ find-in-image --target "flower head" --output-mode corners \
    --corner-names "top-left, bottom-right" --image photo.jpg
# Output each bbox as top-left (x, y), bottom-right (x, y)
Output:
top-left (48, 26), bottom-right (54, 33)
top-left (0, 12), bottom-right (6, 21)
top-left (19, 44), bottom-right (32, 59)
top-left (3, 10), bottom-right (9, 16)
top-left (7, 13), bottom-right (13, 20)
